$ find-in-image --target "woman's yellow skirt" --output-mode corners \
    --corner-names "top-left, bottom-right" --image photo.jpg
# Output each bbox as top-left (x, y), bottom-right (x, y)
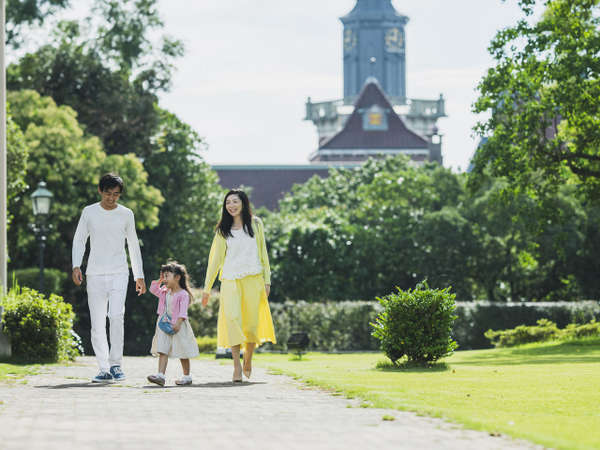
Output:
top-left (217, 274), bottom-right (276, 348)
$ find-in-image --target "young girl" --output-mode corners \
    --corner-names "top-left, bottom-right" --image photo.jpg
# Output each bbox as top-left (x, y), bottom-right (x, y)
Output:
top-left (147, 262), bottom-right (199, 386)
top-left (201, 189), bottom-right (276, 382)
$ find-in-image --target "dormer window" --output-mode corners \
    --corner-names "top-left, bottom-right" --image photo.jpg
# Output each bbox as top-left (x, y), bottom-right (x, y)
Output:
top-left (361, 104), bottom-right (389, 131)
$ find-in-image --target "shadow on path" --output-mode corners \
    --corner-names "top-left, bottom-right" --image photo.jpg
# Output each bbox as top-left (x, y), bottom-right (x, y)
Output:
top-left (33, 381), bottom-right (267, 389)
top-left (142, 381), bottom-right (267, 389)
top-left (34, 382), bottom-right (111, 389)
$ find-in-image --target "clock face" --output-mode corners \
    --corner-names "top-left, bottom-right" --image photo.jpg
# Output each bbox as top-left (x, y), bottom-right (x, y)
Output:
top-left (385, 28), bottom-right (404, 53)
top-left (344, 28), bottom-right (357, 52)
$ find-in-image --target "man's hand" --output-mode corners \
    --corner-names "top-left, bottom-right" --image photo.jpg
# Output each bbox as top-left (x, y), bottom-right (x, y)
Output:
top-left (72, 267), bottom-right (83, 286)
top-left (202, 292), bottom-right (210, 307)
top-left (136, 278), bottom-right (147, 296)
top-left (265, 284), bottom-right (270, 298)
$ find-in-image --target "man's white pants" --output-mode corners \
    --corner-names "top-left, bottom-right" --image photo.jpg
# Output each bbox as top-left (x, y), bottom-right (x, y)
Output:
top-left (86, 273), bottom-right (129, 372)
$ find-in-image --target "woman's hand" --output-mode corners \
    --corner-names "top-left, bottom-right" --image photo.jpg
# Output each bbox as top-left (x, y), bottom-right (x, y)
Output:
top-left (265, 284), bottom-right (270, 298)
top-left (202, 292), bottom-right (210, 307)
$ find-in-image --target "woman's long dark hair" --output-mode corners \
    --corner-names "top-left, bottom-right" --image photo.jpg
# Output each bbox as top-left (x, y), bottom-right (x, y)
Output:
top-left (217, 189), bottom-right (254, 238)
top-left (161, 261), bottom-right (194, 303)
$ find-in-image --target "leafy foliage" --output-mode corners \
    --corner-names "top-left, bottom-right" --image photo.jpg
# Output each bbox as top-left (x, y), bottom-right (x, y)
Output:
top-left (266, 155), bottom-right (596, 303)
top-left (7, 0), bottom-right (183, 157)
top-left (188, 295), bottom-right (382, 352)
top-left (140, 108), bottom-right (223, 284)
top-left (1, 286), bottom-right (82, 362)
top-left (371, 283), bottom-right (458, 365)
top-left (6, 90), bottom-right (163, 273)
top-left (196, 336), bottom-right (217, 353)
top-left (471, 0), bottom-right (600, 199)
top-left (9, 268), bottom-right (67, 298)
top-left (6, 107), bottom-right (28, 231)
top-left (485, 318), bottom-right (600, 347)
top-left (5, 0), bottom-right (69, 46)
top-left (455, 301), bottom-right (600, 348)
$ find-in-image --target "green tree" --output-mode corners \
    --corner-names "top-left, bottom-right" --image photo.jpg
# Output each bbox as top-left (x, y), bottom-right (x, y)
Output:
top-left (7, 89), bottom-right (163, 273)
top-left (141, 108), bottom-right (223, 284)
top-left (7, 1), bottom-right (183, 157)
top-left (6, 107), bottom-right (28, 231)
top-left (6, 0), bottom-right (69, 46)
top-left (472, 0), bottom-right (600, 199)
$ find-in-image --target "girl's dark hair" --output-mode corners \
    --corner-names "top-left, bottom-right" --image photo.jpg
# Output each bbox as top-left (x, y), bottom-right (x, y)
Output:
top-left (160, 261), bottom-right (194, 303)
top-left (216, 189), bottom-right (254, 238)
top-left (99, 173), bottom-right (124, 192)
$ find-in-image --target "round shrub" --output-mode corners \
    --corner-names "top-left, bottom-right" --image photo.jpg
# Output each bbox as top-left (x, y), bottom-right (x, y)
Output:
top-left (371, 284), bottom-right (458, 365)
top-left (1, 287), bottom-right (82, 362)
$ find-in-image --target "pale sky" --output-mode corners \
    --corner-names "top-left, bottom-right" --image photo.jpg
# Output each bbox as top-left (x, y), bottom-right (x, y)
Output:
top-left (156, 0), bottom-right (530, 171)
top-left (20, 1), bottom-right (533, 171)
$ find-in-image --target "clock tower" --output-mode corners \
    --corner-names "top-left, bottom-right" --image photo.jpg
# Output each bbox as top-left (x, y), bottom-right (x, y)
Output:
top-left (305, 0), bottom-right (446, 156)
top-left (341, 0), bottom-right (408, 102)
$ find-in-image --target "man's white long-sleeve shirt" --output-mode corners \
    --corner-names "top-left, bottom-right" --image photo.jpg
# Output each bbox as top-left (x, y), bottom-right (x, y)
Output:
top-left (72, 203), bottom-right (144, 279)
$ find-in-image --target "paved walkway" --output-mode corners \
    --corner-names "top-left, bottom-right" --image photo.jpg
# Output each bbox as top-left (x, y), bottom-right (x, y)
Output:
top-left (0, 356), bottom-right (543, 450)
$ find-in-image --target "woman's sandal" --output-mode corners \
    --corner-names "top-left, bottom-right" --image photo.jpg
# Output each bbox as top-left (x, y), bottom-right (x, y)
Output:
top-left (232, 367), bottom-right (243, 383)
top-left (242, 353), bottom-right (252, 379)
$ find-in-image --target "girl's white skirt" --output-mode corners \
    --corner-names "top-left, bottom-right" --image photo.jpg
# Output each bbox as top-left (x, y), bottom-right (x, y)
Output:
top-left (150, 317), bottom-right (200, 359)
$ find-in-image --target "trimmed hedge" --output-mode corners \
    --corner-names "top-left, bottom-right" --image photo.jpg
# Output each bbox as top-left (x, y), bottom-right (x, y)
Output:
top-left (453, 301), bottom-right (600, 349)
top-left (196, 336), bottom-right (218, 353)
top-left (485, 318), bottom-right (600, 347)
top-left (187, 295), bottom-right (600, 351)
top-left (9, 268), bottom-right (67, 298)
top-left (268, 301), bottom-right (381, 352)
top-left (189, 296), bottom-right (381, 352)
top-left (1, 286), bottom-right (82, 362)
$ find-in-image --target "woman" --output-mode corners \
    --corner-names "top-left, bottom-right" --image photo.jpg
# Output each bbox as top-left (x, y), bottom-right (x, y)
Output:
top-left (201, 189), bottom-right (276, 382)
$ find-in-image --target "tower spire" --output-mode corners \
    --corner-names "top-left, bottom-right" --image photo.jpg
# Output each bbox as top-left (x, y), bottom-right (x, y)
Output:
top-left (341, 0), bottom-right (409, 102)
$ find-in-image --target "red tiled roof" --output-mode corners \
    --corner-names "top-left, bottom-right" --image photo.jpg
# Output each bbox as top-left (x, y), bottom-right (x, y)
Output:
top-left (319, 80), bottom-right (428, 150)
top-left (214, 166), bottom-right (332, 210)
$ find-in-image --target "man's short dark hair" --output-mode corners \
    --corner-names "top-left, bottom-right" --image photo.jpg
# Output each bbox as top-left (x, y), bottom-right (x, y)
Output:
top-left (99, 173), bottom-right (124, 192)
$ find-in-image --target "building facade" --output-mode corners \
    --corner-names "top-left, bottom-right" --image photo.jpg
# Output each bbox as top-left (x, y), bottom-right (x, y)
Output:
top-left (305, 0), bottom-right (446, 161)
top-left (214, 0), bottom-right (446, 209)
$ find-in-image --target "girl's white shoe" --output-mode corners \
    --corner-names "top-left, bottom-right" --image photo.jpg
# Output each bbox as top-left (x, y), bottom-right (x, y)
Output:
top-left (175, 375), bottom-right (192, 386)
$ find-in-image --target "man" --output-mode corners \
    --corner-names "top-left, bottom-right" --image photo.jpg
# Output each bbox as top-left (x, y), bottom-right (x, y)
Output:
top-left (72, 173), bottom-right (146, 383)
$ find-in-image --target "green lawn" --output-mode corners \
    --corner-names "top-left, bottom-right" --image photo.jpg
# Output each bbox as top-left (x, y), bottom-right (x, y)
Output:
top-left (253, 339), bottom-right (600, 450)
top-left (0, 362), bottom-right (43, 383)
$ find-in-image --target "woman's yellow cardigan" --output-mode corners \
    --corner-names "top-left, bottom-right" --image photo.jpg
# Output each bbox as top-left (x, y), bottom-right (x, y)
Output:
top-left (202, 216), bottom-right (271, 294)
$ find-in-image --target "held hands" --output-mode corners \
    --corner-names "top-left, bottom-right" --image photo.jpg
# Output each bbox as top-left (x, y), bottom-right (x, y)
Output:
top-left (72, 267), bottom-right (83, 286)
top-left (201, 292), bottom-right (210, 307)
top-left (136, 278), bottom-right (147, 296)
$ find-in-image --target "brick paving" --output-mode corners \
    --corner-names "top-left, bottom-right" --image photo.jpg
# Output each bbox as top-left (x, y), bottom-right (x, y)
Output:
top-left (0, 356), bottom-right (544, 450)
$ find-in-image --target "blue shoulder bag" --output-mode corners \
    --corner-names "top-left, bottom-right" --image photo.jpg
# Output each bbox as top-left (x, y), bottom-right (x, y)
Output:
top-left (158, 312), bottom-right (175, 335)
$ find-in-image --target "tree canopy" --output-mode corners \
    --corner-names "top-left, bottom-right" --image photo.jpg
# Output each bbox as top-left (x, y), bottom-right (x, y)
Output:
top-left (471, 0), bottom-right (600, 199)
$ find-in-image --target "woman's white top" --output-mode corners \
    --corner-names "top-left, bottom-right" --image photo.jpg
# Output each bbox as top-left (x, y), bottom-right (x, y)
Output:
top-left (221, 227), bottom-right (262, 280)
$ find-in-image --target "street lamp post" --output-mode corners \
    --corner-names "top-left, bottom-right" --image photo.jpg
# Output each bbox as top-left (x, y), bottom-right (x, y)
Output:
top-left (30, 182), bottom-right (53, 293)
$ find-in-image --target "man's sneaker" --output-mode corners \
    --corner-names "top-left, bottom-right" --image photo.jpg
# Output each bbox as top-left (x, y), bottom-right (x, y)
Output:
top-left (110, 365), bottom-right (126, 382)
top-left (147, 374), bottom-right (165, 387)
top-left (175, 375), bottom-right (192, 386)
top-left (92, 371), bottom-right (113, 383)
